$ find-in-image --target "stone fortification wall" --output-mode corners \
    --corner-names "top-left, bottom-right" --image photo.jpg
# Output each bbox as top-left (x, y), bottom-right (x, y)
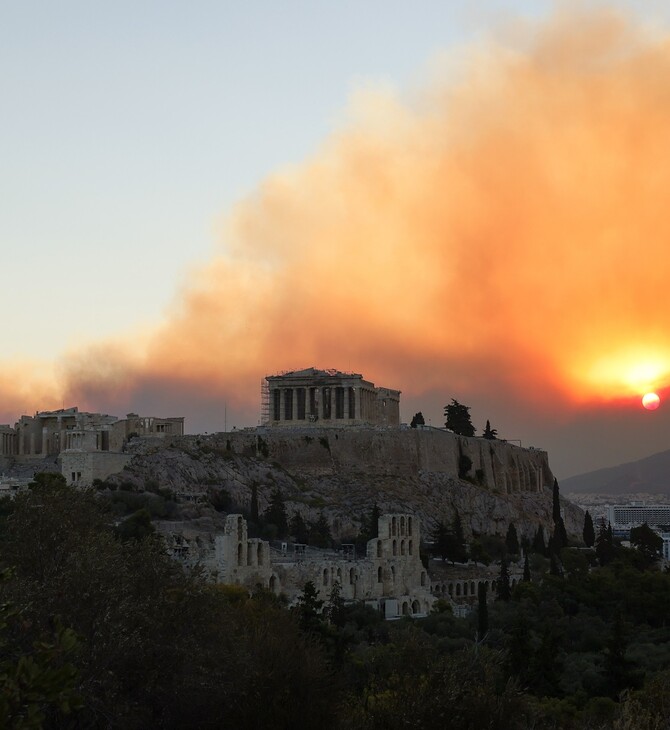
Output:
top-left (172, 426), bottom-right (553, 496)
top-left (61, 451), bottom-right (132, 486)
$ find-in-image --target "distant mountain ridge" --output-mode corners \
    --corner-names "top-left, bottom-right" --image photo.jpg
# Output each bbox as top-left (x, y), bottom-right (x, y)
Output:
top-left (563, 448), bottom-right (670, 495)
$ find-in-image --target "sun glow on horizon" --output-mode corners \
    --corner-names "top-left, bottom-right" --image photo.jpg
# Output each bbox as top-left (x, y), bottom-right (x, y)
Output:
top-left (580, 351), bottom-right (670, 402)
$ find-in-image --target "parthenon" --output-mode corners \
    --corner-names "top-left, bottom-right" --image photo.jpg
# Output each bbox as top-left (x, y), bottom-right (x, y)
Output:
top-left (263, 368), bottom-right (400, 427)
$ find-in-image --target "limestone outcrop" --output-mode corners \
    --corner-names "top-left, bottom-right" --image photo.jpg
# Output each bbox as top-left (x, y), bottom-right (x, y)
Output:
top-left (112, 427), bottom-right (582, 542)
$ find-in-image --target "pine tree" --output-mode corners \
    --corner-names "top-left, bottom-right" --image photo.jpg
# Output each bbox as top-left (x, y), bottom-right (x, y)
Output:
top-left (444, 399), bottom-right (476, 436)
top-left (294, 581), bottom-right (324, 632)
top-left (583, 510), bottom-right (595, 548)
top-left (552, 478), bottom-right (561, 524)
top-left (477, 582), bottom-right (488, 641)
top-left (496, 558), bottom-right (511, 601)
top-left (523, 553), bottom-right (531, 582)
top-left (309, 513), bottom-right (332, 548)
top-left (506, 523), bottom-right (520, 556)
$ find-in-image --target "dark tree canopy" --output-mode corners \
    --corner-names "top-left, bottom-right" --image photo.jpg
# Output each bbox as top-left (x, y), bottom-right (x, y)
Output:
top-left (630, 522), bottom-right (663, 565)
top-left (410, 412), bottom-right (425, 428)
top-left (430, 513), bottom-right (467, 565)
top-left (444, 400), bottom-right (476, 437)
top-left (596, 519), bottom-right (615, 566)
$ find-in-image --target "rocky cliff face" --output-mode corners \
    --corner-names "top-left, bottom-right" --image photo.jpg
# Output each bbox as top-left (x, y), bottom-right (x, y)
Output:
top-left (113, 427), bottom-right (582, 543)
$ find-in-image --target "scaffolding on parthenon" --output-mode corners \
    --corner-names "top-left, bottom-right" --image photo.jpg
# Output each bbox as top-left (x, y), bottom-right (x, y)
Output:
top-left (260, 379), bottom-right (270, 425)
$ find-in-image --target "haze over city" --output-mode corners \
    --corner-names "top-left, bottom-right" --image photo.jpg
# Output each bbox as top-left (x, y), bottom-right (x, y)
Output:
top-left (4, 0), bottom-right (670, 479)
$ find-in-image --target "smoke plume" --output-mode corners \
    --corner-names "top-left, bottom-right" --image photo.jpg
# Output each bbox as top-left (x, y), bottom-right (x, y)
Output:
top-left (4, 6), bottom-right (670, 463)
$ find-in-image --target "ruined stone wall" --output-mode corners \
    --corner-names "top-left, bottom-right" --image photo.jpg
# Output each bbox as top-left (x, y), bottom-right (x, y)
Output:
top-left (60, 451), bottom-right (132, 487)
top-left (162, 512), bottom-right (435, 617)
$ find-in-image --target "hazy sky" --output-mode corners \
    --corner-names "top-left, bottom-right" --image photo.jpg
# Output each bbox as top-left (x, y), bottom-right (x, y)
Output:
top-left (3, 1), bottom-right (670, 480)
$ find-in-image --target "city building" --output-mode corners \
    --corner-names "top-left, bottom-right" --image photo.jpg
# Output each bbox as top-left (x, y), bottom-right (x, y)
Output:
top-left (606, 502), bottom-right (670, 527)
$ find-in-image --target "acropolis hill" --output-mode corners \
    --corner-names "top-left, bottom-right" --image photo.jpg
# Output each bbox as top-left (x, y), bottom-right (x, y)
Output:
top-left (110, 425), bottom-right (581, 543)
top-left (0, 367), bottom-right (582, 542)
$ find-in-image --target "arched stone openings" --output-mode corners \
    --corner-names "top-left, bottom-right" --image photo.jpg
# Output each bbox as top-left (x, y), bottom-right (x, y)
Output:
top-left (336, 568), bottom-right (342, 584)
top-left (412, 600), bottom-right (420, 614)
top-left (408, 540), bottom-right (413, 555)
top-left (456, 584), bottom-right (461, 596)
top-left (408, 517), bottom-right (413, 536)
top-left (400, 516), bottom-right (406, 535)
top-left (470, 581), bottom-right (475, 595)
top-left (448, 584), bottom-right (454, 596)
top-left (400, 540), bottom-right (405, 555)
top-left (349, 568), bottom-right (355, 585)
top-left (247, 544), bottom-right (252, 566)
top-left (257, 543), bottom-right (263, 566)
top-left (269, 575), bottom-right (277, 592)
top-left (392, 516), bottom-right (397, 536)
top-left (323, 569), bottom-right (329, 586)
top-left (377, 566), bottom-right (382, 583)
top-left (377, 540), bottom-right (382, 558)
top-left (390, 566), bottom-right (395, 583)
top-left (402, 602), bottom-right (410, 616)
top-left (392, 539), bottom-right (397, 556)
top-left (237, 543), bottom-right (243, 567)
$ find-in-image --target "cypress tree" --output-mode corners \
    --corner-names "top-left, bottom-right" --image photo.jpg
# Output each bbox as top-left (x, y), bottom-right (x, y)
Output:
top-left (523, 553), bottom-right (531, 582)
top-left (264, 488), bottom-right (289, 537)
top-left (451, 510), bottom-right (468, 563)
top-left (496, 558), bottom-right (511, 601)
top-left (583, 510), bottom-right (595, 548)
top-left (477, 582), bottom-right (488, 640)
top-left (553, 516), bottom-right (568, 551)
top-left (552, 478), bottom-right (561, 524)
top-left (532, 524), bottom-right (547, 556)
top-left (506, 522), bottom-right (520, 556)
top-left (250, 482), bottom-right (259, 523)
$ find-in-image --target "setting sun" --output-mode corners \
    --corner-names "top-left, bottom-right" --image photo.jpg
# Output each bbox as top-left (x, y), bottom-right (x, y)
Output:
top-left (642, 392), bottom-right (661, 410)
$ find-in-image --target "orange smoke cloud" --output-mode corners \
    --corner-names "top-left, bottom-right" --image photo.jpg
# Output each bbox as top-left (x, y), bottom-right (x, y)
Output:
top-left (5, 5), bottom-right (670, 425)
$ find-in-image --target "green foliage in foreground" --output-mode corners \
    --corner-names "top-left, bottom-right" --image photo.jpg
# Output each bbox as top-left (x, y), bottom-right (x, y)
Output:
top-left (2, 482), bottom-right (670, 729)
